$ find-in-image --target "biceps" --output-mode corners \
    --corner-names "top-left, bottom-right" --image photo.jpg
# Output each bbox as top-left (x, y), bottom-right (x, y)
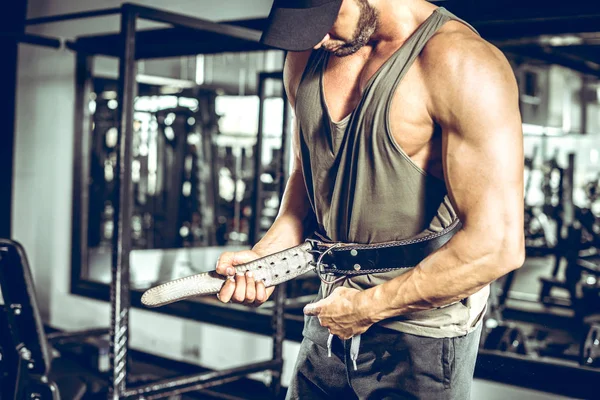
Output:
top-left (443, 124), bottom-right (524, 234)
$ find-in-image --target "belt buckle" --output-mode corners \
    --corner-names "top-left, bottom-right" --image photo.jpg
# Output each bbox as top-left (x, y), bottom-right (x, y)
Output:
top-left (306, 240), bottom-right (346, 285)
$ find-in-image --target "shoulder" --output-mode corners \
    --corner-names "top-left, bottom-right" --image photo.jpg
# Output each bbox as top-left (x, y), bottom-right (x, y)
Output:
top-left (283, 50), bottom-right (313, 106)
top-left (420, 24), bottom-right (518, 116)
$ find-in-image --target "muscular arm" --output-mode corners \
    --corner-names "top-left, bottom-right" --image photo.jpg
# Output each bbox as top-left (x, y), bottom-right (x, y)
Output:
top-left (359, 38), bottom-right (525, 321)
top-left (253, 51), bottom-right (314, 254)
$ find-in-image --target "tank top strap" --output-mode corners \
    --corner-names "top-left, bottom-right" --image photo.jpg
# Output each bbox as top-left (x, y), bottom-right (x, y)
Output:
top-left (369, 7), bottom-right (477, 106)
top-left (298, 49), bottom-right (328, 92)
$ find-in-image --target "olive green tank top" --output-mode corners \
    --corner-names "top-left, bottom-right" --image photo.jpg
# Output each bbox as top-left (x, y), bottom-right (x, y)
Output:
top-left (296, 7), bottom-right (489, 339)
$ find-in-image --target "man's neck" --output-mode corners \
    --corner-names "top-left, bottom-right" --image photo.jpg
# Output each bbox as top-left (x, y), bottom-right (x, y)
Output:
top-left (368, 0), bottom-right (437, 49)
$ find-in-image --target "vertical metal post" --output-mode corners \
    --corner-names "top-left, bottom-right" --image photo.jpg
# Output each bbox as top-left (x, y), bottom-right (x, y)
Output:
top-left (0, 0), bottom-right (27, 238)
top-left (71, 53), bottom-right (94, 289)
top-left (278, 87), bottom-right (291, 201)
top-left (109, 6), bottom-right (137, 399)
top-left (249, 74), bottom-right (266, 245)
top-left (270, 282), bottom-right (286, 397)
top-left (580, 76), bottom-right (590, 135)
top-left (273, 71), bottom-right (288, 398)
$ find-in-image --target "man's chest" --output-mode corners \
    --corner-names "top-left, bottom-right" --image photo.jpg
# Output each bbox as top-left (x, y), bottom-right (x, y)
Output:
top-left (322, 56), bottom-right (439, 162)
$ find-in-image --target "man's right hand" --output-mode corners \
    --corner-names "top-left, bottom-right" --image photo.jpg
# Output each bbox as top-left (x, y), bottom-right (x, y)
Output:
top-left (215, 250), bottom-right (276, 306)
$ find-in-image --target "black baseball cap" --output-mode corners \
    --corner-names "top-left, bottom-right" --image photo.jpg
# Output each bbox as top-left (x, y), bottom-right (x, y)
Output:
top-left (261, 0), bottom-right (343, 51)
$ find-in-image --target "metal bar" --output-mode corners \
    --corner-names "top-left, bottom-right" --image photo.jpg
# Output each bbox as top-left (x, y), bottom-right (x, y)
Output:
top-left (476, 349), bottom-right (600, 400)
top-left (581, 75), bottom-right (590, 134)
top-left (271, 71), bottom-right (288, 397)
top-left (139, 376), bottom-right (242, 400)
top-left (46, 327), bottom-right (109, 343)
top-left (194, 389), bottom-right (248, 400)
top-left (122, 359), bottom-right (282, 399)
top-left (70, 53), bottom-right (93, 294)
top-left (477, 14), bottom-right (600, 40)
top-left (0, 32), bottom-right (62, 49)
top-left (279, 74), bottom-right (291, 200)
top-left (0, 0), bottom-right (27, 239)
top-left (260, 71), bottom-right (284, 80)
top-left (25, 8), bottom-right (121, 25)
top-left (270, 283), bottom-right (286, 397)
top-left (65, 40), bottom-right (81, 53)
top-left (476, 12), bottom-right (600, 28)
top-left (249, 74), bottom-right (267, 245)
top-left (126, 3), bottom-right (262, 43)
top-left (0, 308), bottom-right (18, 399)
top-left (562, 154), bottom-right (576, 227)
top-left (502, 47), bottom-right (600, 79)
top-left (109, 7), bottom-right (137, 399)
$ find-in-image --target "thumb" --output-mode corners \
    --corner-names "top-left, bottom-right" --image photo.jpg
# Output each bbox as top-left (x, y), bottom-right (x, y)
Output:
top-left (303, 301), bottom-right (323, 316)
top-left (231, 250), bottom-right (261, 265)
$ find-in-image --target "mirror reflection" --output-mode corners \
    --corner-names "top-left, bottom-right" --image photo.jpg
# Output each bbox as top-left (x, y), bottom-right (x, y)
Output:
top-left (79, 51), bottom-right (304, 296)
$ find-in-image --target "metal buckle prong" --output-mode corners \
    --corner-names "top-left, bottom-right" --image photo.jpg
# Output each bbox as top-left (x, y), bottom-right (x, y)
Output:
top-left (315, 243), bottom-right (346, 285)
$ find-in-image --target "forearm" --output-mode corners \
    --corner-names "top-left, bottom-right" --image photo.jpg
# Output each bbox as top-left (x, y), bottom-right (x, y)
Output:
top-left (360, 227), bottom-right (524, 323)
top-left (252, 168), bottom-right (314, 254)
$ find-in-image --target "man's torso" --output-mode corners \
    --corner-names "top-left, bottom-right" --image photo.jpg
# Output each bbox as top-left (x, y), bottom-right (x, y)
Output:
top-left (289, 6), bottom-right (490, 338)
top-left (292, 13), bottom-right (480, 182)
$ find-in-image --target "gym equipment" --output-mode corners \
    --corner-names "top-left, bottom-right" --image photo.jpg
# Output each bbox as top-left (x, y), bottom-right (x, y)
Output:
top-left (482, 324), bottom-right (529, 355)
top-left (481, 281), bottom-right (529, 355)
top-left (0, 239), bottom-right (108, 399)
top-left (527, 153), bottom-right (600, 318)
top-left (59, 5), bottom-right (289, 399)
top-left (580, 324), bottom-right (600, 368)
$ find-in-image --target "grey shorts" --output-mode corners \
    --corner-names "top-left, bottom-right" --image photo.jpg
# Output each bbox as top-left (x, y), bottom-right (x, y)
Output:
top-left (286, 322), bottom-right (482, 400)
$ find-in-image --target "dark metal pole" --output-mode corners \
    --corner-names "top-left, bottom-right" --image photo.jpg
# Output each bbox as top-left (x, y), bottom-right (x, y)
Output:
top-left (271, 73), bottom-right (289, 397)
top-left (122, 359), bottom-right (281, 399)
top-left (581, 76), bottom-right (590, 134)
top-left (278, 82), bottom-right (291, 200)
top-left (109, 6), bottom-right (137, 399)
top-left (270, 283), bottom-right (286, 397)
top-left (0, 0), bottom-right (27, 239)
top-left (129, 3), bottom-right (262, 43)
top-left (249, 74), bottom-right (266, 245)
top-left (0, 32), bottom-right (62, 49)
top-left (70, 53), bottom-right (94, 292)
top-left (25, 7), bottom-right (122, 25)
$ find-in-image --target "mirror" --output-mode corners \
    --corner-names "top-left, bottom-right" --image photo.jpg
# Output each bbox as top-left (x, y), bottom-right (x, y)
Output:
top-left (71, 51), bottom-right (318, 308)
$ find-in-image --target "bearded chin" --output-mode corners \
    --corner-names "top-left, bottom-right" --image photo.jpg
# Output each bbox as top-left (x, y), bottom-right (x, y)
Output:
top-left (331, 0), bottom-right (378, 57)
top-left (332, 34), bottom-right (372, 57)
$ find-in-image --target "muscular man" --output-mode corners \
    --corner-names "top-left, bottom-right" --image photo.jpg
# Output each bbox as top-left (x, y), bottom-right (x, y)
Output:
top-left (215, 0), bottom-right (524, 398)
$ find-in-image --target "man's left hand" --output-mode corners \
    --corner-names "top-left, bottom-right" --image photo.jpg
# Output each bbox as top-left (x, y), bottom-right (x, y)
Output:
top-left (303, 287), bottom-right (374, 339)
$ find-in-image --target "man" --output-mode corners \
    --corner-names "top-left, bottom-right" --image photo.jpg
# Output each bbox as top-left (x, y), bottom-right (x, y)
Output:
top-left (215, 0), bottom-right (524, 398)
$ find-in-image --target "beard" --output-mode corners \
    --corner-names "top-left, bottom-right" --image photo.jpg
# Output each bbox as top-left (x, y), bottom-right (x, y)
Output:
top-left (323, 0), bottom-right (378, 57)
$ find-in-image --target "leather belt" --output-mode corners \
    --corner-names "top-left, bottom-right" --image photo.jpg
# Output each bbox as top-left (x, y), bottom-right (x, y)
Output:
top-left (310, 219), bottom-right (462, 276)
top-left (140, 219), bottom-right (463, 307)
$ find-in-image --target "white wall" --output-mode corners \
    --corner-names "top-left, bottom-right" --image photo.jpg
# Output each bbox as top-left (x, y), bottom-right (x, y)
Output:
top-left (14, 0), bottom-right (301, 386)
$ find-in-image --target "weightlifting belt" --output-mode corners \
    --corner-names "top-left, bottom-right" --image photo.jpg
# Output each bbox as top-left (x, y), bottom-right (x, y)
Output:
top-left (313, 219), bottom-right (461, 276)
top-left (141, 219), bottom-right (461, 308)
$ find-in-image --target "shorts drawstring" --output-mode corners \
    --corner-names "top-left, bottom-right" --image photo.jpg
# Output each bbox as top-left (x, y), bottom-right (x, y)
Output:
top-left (350, 334), bottom-right (361, 371)
top-left (326, 332), bottom-right (362, 371)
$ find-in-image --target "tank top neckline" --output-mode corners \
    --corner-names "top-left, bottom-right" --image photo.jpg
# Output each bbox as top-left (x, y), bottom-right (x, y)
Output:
top-left (320, 7), bottom-right (448, 126)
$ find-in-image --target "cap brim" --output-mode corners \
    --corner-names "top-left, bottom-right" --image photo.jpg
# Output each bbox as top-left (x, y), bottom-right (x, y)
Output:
top-left (260, 1), bottom-right (342, 51)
